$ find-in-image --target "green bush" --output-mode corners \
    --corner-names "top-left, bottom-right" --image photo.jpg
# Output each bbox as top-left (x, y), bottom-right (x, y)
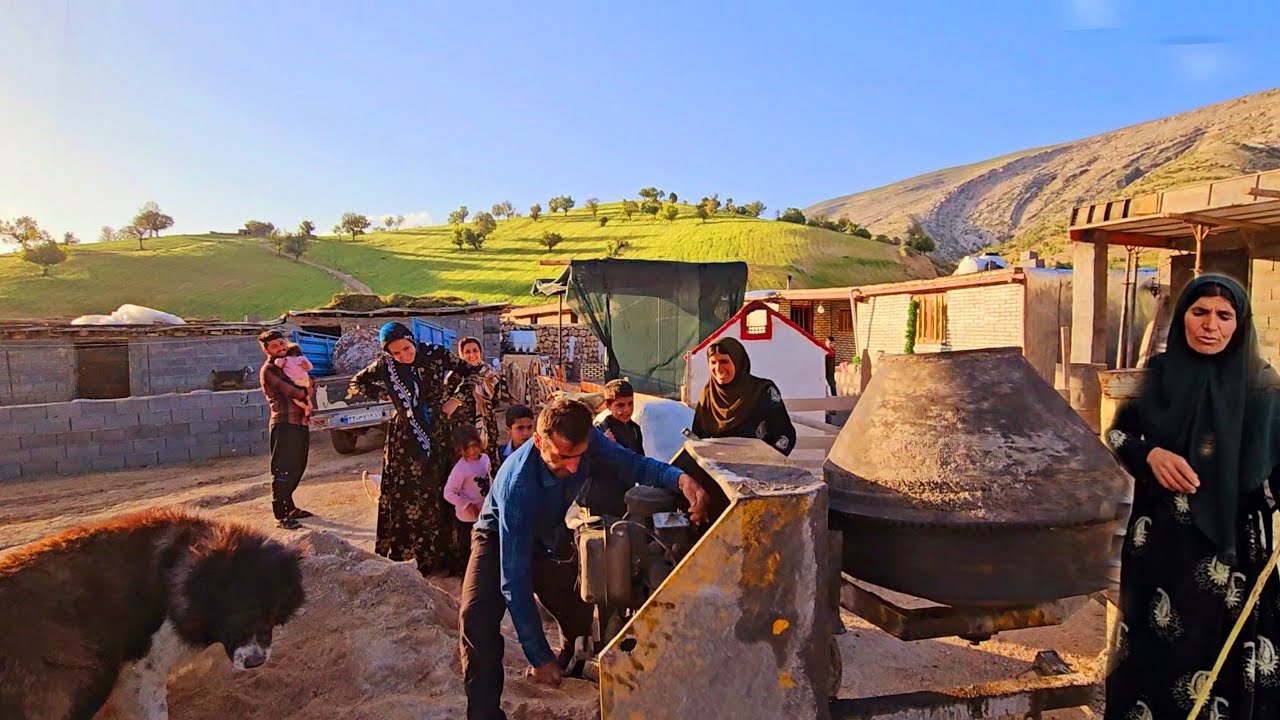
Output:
top-left (904, 299), bottom-right (919, 354)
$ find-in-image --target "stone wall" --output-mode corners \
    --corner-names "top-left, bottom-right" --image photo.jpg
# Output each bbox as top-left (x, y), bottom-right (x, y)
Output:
top-left (0, 390), bottom-right (271, 481)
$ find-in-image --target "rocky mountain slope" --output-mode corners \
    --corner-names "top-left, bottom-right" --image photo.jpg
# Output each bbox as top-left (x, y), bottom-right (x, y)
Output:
top-left (806, 89), bottom-right (1280, 260)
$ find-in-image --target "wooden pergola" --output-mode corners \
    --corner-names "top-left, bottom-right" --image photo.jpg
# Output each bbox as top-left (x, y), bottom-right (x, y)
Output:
top-left (1068, 169), bottom-right (1280, 367)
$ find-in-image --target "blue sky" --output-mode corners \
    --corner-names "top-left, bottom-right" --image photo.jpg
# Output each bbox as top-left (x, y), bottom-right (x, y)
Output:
top-left (1, 1), bottom-right (1276, 242)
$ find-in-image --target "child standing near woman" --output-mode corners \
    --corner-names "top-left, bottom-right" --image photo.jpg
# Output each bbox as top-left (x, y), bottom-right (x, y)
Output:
top-left (444, 424), bottom-right (491, 558)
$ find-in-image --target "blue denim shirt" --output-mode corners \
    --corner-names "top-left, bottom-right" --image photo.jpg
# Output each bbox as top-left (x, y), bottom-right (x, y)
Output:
top-left (474, 428), bottom-right (683, 667)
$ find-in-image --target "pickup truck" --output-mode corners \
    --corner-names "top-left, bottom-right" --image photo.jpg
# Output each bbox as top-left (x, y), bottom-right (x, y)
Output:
top-left (293, 320), bottom-right (459, 454)
top-left (311, 374), bottom-right (394, 454)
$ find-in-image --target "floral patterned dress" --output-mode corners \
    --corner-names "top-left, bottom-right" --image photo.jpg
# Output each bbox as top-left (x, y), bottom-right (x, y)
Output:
top-left (1106, 397), bottom-right (1280, 720)
top-left (444, 363), bottom-right (509, 469)
top-left (350, 343), bottom-right (470, 576)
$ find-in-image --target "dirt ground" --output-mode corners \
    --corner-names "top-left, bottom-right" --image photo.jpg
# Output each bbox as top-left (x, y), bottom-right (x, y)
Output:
top-left (0, 430), bottom-right (1106, 719)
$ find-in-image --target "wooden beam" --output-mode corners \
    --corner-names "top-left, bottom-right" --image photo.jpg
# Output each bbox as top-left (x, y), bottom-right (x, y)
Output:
top-left (1090, 229), bottom-right (1178, 249)
top-left (538, 259), bottom-right (571, 266)
top-left (1163, 211), bottom-right (1271, 232)
top-left (1247, 188), bottom-right (1280, 200)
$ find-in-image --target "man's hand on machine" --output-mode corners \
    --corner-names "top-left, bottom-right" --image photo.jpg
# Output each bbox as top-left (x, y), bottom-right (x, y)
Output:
top-left (528, 661), bottom-right (563, 687)
top-left (678, 474), bottom-right (709, 524)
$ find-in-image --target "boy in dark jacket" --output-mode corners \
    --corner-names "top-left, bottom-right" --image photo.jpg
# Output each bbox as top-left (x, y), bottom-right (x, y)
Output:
top-left (595, 379), bottom-right (643, 455)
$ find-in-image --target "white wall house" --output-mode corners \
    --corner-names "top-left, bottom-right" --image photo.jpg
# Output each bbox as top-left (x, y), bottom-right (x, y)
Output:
top-left (684, 300), bottom-right (831, 415)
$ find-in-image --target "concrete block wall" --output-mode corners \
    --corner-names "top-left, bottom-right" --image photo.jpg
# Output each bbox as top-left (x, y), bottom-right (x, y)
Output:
top-left (129, 336), bottom-right (264, 396)
top-left (0, 390), bottom-right (270, 481)
top-left (1252, 259), bottom-right (1280, 369)
top-left (854, 295), bottom-right (913, 359)
top-left (0, 343), bottom-right (75, 405)
top-left (945, 284), bottom-right (1025, 350)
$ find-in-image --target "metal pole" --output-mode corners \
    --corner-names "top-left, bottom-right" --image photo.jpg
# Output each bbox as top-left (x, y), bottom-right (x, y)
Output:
top-left (1193, 224), bottom-right (1209, 277)
top-left (558, 293), bottom-right (564, 378)
top-left (1116, 249), bottom-right (1134, 369)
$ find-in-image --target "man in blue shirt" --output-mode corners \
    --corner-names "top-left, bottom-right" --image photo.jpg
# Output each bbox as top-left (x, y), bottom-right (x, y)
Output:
top-left (459, 395), bottom-right (708, 720)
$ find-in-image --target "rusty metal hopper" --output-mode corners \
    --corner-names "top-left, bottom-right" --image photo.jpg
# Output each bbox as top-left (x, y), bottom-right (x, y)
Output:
top-left (825, 347), bottom-right (1132, 607)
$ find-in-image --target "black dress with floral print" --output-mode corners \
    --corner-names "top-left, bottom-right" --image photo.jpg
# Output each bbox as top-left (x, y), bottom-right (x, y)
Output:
top-left (350, 343), bottom-right (470, 576)
top-left (1105, 370), bottom-right (1280, 720)
top-left (444, 363), bottom-right (510, 469)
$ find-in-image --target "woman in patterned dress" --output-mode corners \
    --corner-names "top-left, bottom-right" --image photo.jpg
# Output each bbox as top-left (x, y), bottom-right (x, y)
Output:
top-left (690, 337), bottom-right (796, 456)
top-left (1105, 275), bottom-right (1280, 719)
top-left (443, 336), bottom-right (509, 468)
top-left (350, 322), bottom-right (471, 576)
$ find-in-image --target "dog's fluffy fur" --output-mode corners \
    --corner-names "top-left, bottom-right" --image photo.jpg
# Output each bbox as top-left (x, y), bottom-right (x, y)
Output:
top-left (0, 508), bottom-right (305, 720)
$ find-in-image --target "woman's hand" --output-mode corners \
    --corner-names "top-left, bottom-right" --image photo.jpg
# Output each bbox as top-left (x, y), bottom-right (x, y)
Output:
top-left (1147, 447), bottom-right (1200, 494)
top-left (442, 398), bottom-right (461, 417)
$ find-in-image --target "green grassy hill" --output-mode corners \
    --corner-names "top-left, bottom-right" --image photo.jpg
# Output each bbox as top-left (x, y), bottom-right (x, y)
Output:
top-left (0, 236), bottom-right (343, 320)
top-left (0, 202), bottom-right (935, 319)
top-left (310, 202), bottom-right (933, 307)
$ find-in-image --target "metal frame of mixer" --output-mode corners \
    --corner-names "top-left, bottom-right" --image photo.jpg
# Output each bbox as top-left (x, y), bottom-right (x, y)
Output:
top-left (830, 574), bottom-right (1111, 720)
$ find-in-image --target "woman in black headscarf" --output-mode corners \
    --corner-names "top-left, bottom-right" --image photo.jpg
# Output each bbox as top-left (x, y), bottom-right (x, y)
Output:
top-left (1105, 275), bottom-right (1280, 719)
top-left (443, 336), bottom-right (509, 469)
top-left (691, 337), bottom-right (796, 456)
top-left (350, 322), bottom-right (472, 576)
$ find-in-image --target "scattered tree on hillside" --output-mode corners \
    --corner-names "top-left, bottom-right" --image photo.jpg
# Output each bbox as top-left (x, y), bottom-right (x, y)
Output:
top-left (836, 216), bottom-right (856, 233)
top-left (62, 232), bottom-right (79, 245)
top-left (660, 202), bottom-right (680, 221)
top-left (466, 231), bottom-right (485, 251)
top-left (99, 226), bottom-right (116, 243)
top-left (540, 231), bottom-right (563, 252)
top-left (873, 234), bottom-right (892, 244)
top-left (806, 215), bottom-right (842, 232)
top-left (298, 220), bottom-right (316, 237)
top-left (621, 200), bottom-right (639, 220)
top-left (641, 198), bottom-right (662, 216)
top-left (723, 198), bottom-right (738, 215)
top-left (585, 198), bottom-right (600, 217)
top-left (695, 204), bottom-right (709, 223)
top-left (638, 187), bottom-right (663, 203)
top-left (853, 227), bottom-right (872, 239)
top-left (700, 195), bottom-right (721, 216)
top-left (598, 215), bottom-right (609, 227)
top-left (395, 214), bottom-right (405, 229)
top-left (133, 201), bottom-right (175, 239)
top-left (904, 217), bottom-right (937, 253)
top-left (337, 212), bottom-right (372, 240)
top-left (492, 201), bottom-right (516, 219)
top-left (23, 238), bottom-right (68, 276)
top-left (268, 229), bottom-right (288, 256)
top-left (0, 216), bottom-right (51, 248)
top-left (607, 238), bottom-right (629, 257)
top-left (243, 220), bottom-right (276, 238)
top-left (383, 215), bottom-right (396, 230)
top-left (452, 227), bottom-right (469, 250)
top-left (284, 233), bottom-right (312, 261)
top-left (548, 195), bottom-right (574, 214)
top-left (118, 224), bottom-right (147, 250)
top-left (779, 207), bottom-right (806, 224)
top-left (668, 192), bottom-right (678, 204)
top-left (742, 201), bottom-right (766, 218)
top-left (529, 203), bottom-right (543, 221)
top-left (448, 206), bottom-right (469, 225)
top-left (472, 211), bottom-right (497, 245)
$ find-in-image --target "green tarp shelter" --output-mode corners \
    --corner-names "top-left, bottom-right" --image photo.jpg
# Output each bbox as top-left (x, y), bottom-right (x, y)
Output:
top-left (533, 259), bottom-right (748, 398)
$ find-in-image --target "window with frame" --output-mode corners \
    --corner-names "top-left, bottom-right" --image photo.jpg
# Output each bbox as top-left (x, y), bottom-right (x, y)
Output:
top-left (836, 307), bottom-right (853, 333)
top-left (790, 303), bottom-right (814, 334)
top-left (913, 294), bottom-right (947, 345)
top-left (743, 308), bottom-right (771, 339)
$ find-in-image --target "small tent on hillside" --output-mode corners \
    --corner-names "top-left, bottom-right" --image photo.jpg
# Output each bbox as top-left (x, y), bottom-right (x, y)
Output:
top-left (683, 300), bottom-right (832, 411)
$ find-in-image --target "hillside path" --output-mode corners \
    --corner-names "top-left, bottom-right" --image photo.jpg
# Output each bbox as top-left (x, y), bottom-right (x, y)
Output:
top-left (255, 242), bottom-right (372, 293)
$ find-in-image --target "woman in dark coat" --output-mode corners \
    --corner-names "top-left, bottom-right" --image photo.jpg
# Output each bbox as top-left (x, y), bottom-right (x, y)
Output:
top-left (350, 322), bottom-right (471, 576)
top-left (443, 336), bottom-right (509, 469)
top-left (1105, 274), bottom-right (1280, 720)
top-left (690, 337), bottom-right (797, 456)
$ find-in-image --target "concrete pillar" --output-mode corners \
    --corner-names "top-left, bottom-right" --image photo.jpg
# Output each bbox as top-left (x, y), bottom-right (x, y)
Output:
top-left (1071, 232), bottom-right (1108, 365)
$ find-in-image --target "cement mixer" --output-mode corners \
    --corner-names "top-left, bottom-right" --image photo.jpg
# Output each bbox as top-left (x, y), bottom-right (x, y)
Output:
top-left (824, 347), bottom-right (1132, 608)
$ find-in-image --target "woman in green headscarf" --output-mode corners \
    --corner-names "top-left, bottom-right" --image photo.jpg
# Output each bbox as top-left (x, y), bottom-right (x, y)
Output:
top-left (691, 337), bottom-right (796, 456)
top-left (1105, 275), bottom-right (1280, 719)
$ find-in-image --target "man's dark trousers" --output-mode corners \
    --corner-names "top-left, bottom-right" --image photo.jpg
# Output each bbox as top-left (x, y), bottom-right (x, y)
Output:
top-left (459, 528), bottom-right (593, 720)
top-left (269, 422), bottom-right (309, 519)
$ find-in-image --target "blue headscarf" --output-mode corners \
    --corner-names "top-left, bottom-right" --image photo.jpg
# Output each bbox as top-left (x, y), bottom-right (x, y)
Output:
top-left (379, 322), bottom-right (432, 455)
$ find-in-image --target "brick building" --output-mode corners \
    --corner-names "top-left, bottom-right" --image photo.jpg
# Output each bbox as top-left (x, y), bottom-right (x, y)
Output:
top-left (746, 288), bottom-right (859, 366)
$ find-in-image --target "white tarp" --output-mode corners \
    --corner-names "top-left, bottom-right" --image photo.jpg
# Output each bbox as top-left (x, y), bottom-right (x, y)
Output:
top-left (71, 304), bottom-right (186, 325)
